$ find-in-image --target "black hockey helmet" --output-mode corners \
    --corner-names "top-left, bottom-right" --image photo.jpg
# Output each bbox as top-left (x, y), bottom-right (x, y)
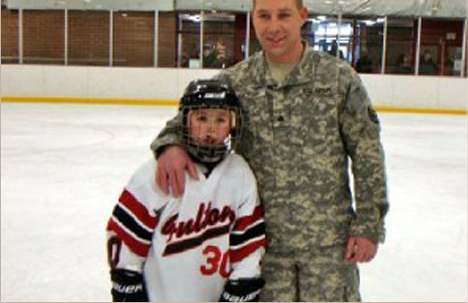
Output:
top-left (179, 79), bottom-right (243, 163)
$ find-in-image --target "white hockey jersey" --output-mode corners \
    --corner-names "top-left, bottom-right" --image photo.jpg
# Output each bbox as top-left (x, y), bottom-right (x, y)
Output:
top-left (107, 153), bottom-right (266, 302)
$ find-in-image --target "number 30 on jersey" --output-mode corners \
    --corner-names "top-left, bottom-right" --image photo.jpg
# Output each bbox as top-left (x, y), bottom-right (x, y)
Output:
top-left (200, 245), bottom-right (230, 278)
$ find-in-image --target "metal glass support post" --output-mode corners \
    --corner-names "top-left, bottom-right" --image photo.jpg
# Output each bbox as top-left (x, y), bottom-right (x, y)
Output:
top-left (337, 12), bottom-right (342, 59)
top-left (461, 19), bottom-right (467, 78)
top-left (199, 11), bottom-right (204, 68)
top-left (245, 11), bottom-right (251, 59)
top-left (381, 16), bottom-right (388, 74)
top-left (64, 8), bottom-right (68, 65)
top-left (109, 10), bottom-right (113, 67)
top-left (415, 17), bottom-right (422, 75)
top-left (154, 10), bottom-right (159, 67)
top-left (177, 15), bottom-right (183, 68)
top-left (19, 8), bottom-right (23, 64)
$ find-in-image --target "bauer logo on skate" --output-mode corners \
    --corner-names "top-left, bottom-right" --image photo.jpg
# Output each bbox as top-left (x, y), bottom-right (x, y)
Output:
top-left (112, 282), bottom-right (144, 294)
top-left (161, 202), bottom-right (236, 256)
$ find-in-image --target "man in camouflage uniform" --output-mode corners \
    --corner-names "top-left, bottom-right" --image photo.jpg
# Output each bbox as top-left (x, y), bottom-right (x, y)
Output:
top-left (151, 0), bottom-right (389, 301)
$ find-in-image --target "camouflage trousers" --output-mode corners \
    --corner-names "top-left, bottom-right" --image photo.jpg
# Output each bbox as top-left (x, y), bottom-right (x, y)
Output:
top-left (259, 245), bottom-right (361, 302)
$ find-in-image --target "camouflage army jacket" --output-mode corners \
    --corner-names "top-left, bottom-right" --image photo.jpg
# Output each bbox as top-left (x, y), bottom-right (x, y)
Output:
top-left (151, 44), bottom-right (389, 253)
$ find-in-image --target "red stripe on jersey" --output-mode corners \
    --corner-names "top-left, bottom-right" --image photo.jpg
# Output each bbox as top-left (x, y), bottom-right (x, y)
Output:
top-left (107, 219), bottom-right (151, 257)
top-left (230, 238), bottom-right (267, 263)
top-left (119, 189), bottom-right (159, 229)
top-left (233, 206), bottom-right (264, 232)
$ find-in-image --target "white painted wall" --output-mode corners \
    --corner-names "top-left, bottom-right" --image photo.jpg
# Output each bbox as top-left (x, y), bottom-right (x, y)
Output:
top-left (1, 65), bottom-right (467, 109)
top-left (360, 74), bottom-right (468, 110)
top-left (0, 65), bottom-right (215, 101)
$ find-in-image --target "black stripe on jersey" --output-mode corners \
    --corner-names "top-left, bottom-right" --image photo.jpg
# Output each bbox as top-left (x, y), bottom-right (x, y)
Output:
top-left (163, 224), bottom-right (230, 256)
top-left (230, 222), bottom-right (265, 247)
top-left (113, 205), bottom-right (153, 242)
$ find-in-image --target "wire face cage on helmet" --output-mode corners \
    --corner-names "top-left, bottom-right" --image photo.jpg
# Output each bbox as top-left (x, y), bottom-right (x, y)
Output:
top-left (179, 79), bottom-right (243, 163)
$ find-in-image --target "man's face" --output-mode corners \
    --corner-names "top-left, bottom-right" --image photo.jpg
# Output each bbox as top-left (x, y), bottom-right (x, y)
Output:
top-left (252, 0), bottom-right (308, 63)
top-left (188, 108), bottom-right (232, 147)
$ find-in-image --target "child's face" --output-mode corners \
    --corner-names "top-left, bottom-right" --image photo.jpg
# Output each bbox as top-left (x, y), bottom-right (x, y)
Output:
top-left (188, 108), bottom-right (232, 147)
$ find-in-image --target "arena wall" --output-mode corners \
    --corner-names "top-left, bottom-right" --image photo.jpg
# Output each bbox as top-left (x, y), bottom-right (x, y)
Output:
top-left (1, 65), bottom-right (466, 113)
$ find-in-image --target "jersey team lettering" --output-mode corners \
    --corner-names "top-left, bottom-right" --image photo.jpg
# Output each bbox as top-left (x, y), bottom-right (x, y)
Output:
top-left (162, 202), bottom-right (236, 256)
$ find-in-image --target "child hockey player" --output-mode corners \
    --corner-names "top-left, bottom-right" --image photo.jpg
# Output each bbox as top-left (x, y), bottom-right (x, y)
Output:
top-left (106, 79), bottom-right (266, 302)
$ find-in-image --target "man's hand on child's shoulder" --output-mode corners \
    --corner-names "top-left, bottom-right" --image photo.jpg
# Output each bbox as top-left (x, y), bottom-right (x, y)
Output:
top-left (156, 145), bottom-right (198, 197)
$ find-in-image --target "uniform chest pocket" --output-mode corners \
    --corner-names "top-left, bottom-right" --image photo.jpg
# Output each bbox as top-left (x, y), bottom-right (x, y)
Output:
top-left (291, 93), bottom-right (341, 142)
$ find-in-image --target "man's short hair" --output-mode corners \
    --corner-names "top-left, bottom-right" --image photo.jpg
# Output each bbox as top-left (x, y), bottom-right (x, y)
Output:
top-left (252, 0), bottom-right (304, 10)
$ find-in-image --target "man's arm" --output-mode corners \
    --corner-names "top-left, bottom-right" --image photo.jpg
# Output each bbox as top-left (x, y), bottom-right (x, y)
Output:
top-left (150, 115), bottom-right (182, 158)
top-left (150, 115), bottom-right (197, 197)
top-left (339, 68), bottom-right (389, 261)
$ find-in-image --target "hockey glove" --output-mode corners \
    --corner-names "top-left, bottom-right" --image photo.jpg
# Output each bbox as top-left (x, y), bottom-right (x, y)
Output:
top-left (110, 268), bottom-right (148, 302)
top-left (219, 278), bottom-right (265, 302)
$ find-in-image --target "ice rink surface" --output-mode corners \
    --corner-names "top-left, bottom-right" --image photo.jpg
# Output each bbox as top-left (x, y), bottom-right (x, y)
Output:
top-left (1, 102), bottom-right (467, 302)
